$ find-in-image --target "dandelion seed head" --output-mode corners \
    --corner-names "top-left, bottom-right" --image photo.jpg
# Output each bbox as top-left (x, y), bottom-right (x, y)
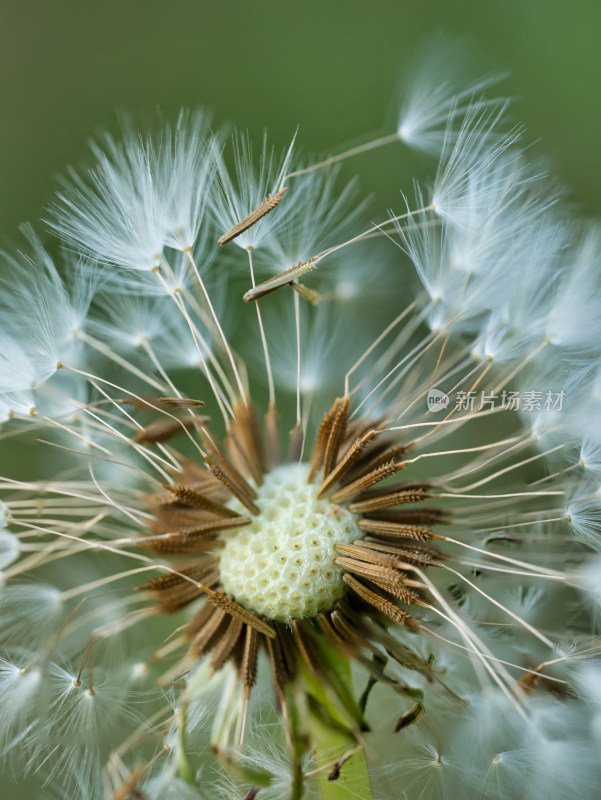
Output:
top-left (0, 584), bottom-right (64, 646)
top-left (564, 496), bottom-right (601, 549)
top-left (1, 42), bottom-right (601, 800)
top-left (0, 389), bottom-right (37, 422)
top-left (49, 110), bottom-right (215, 271)
top-left (211, 132), bottom-right (296, 250)
top-left (578, 433), bottom-right (601, 479)
top-left (396, 34), bottom-right (507, 156)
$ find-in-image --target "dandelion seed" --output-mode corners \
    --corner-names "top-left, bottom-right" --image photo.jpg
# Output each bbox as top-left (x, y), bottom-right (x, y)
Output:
top-left (218, 187), bottom-right (288, 246)
top-left (211, 132), bottom-right (296, 251)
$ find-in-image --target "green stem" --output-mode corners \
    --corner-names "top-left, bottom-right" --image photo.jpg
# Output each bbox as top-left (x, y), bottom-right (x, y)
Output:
top-left (312, 662), bottom-right (374, 800)
top-left (177, 700), bottom-right (201, 790)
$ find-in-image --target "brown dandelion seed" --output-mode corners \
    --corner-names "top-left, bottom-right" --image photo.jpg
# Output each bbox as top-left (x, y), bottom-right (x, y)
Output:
top-left (342, 574), bottom-right (419, 629)
top-left (157, 397), bottom-right (205, 409)
top-left (317, 429), bottom-right (378, 498)
top-left (120, 394), bottom-right (204, 411)
top-left (243, 257), bottom-right (319, 303)
top-left (349, 485), bottom-right (433, 514)
top-left (357, 518), bottom-right (433, 540)
top-left (241, 626), bottom-right (259, 696)
top-left (331, 459), bottom-right (408, 504)
top-left (163, 484), bottom-right (241, 518)
top-left (218, 186), bottom-right (287, 246)
top-left (134, 415), bottom-right (208, 444)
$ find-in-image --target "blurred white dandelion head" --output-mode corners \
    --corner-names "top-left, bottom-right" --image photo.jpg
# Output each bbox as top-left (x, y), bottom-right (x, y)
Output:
top-left (0, 39), bottom-right (600, 800)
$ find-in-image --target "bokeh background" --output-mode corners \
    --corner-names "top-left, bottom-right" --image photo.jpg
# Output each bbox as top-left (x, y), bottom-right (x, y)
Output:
top-left (1, 0), bottom-right (601, 242)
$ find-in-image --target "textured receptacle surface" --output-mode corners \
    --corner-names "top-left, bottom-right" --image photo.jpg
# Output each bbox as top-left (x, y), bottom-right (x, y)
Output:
top-left (218, 463), bottom-right (362, 621)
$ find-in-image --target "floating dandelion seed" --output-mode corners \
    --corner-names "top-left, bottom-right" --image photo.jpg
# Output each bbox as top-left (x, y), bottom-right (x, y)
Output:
top-left (1, 42), bottom-right (601, 800)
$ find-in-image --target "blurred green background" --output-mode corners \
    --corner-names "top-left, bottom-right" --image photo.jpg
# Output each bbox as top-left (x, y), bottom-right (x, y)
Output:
top-left (1, 0), bottom-right (601, 240)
